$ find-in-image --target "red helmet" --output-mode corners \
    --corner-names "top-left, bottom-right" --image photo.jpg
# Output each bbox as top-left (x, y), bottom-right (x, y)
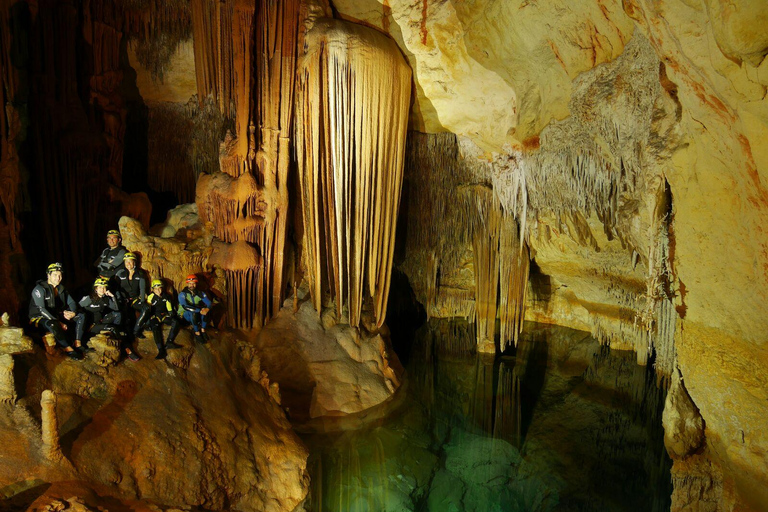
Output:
top-left (186, 274), bottom-right (198, 283)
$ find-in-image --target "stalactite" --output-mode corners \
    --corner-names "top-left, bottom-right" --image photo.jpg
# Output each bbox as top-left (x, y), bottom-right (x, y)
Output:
top-left (496, 36), bottom-right (665, 253)
top-left (189, 95), bottom-right (231, 177)
top-left (254, 0), bottom-right (300, 321)
top-left (225, 0), bottom-right (255, 177)
top-left (19, 0), bottom-right (131, 281)
top-left (123, 0), bottom-right (192, 83)
top-left (84, 0), bottom-right (128, 188)
top-left (0, 4), bottom-right (21, 235)
top-left (190, 0), bottom-right (248, 172)
top-left (641, 182), bottom-right (677, 381)
top-left (193, 0), bottom-right (300, 329)
top-left (296, 18), bottom-right (411, 328)
top-left (401, 133), bottom-right (482, 319)
top-left (402, 133), bottom-right (529, 351)
top-left (147, 102), bottom-right (196, 203)
top-left (191, 0), bottom-right (235, 118)
top-left (209, 240), bottom-right (263, 329)
top-left (143, 96), bottom-right (229, 204)
top-left (489, 34), bottom-right (680, 372)
top-left (472, 190), bottom-right (530, 352)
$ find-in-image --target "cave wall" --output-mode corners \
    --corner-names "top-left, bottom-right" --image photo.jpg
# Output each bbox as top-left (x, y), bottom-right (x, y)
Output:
top-left (331, 0), bottom-right (768, 509)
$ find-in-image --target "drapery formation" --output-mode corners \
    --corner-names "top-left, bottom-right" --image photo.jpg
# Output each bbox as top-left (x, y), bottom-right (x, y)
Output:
top-left (295, 19), bottom-right (411, 328)
top-left (194, 0), bottom-right (300, 328)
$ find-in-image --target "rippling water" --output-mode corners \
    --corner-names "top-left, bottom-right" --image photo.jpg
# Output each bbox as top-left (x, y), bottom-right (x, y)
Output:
top-left (301, 320), bottom-right (672, 512)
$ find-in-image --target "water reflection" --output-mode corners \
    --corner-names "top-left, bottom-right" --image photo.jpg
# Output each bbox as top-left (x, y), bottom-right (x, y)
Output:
top-left (301, 321), bottom-right (672, 512)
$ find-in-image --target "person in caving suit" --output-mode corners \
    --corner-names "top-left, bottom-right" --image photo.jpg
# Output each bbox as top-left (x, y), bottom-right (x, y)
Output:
top-left (94, 229), bottom-right (127, 280)
top-left (115, 252), bottom-right (147, 362)
top-left (28, 262), bottom-right (85, 360)
top-left (146, 279), bottom-right (182, 359)
top-left (79, 277), bottom-right (123, 348)
top-left (178, 274), bottom-right (212, 344)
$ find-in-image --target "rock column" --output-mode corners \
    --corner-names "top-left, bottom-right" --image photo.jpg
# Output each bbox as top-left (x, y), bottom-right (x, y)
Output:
top-left (0, 354), bottom-right (14, 402)
top-left (41, 390), bottom-right (63, 463)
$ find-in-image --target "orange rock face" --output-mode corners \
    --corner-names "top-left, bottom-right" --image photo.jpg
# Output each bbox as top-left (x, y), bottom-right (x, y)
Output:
top-left (0, 328), bottom-right (309, 511)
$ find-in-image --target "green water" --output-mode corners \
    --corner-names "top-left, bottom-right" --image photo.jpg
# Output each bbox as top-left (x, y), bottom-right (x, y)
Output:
top-left (301, 321), bottom-right (672, 512)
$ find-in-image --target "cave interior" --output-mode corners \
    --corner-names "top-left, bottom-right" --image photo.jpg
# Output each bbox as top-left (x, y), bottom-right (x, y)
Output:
top-left (0, 0), bottom-right (767, 511)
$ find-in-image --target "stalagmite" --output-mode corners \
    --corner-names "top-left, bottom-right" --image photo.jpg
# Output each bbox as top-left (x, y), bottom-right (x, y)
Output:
top-left (41, 390), bottom-right (63, 463)
top-left (295, 18), bottom-right (411, 327)
top-left (0, 354), bottom-right (15, 403)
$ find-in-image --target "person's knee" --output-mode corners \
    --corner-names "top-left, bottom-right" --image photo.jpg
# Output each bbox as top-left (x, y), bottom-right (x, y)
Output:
top-left (41, 319), bottom-right (58, 333)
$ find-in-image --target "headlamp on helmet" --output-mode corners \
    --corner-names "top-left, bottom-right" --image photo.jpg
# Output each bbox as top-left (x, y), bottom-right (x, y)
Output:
top-left (47, 262), bottom-right (63, 274)
top-left (151, 279), bottom-right (163, 289)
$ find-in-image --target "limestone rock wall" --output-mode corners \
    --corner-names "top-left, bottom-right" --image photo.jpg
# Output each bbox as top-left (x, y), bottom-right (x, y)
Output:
top-left (333, 0), bottom-right (768, 509)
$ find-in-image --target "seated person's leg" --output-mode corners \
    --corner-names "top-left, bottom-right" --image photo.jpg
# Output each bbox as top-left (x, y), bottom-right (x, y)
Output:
top-left (39, 318), bottom-right (70, 348)
top-left (74, 313), bottom-right (86, 346)
top-left (164, 317), bottom-right (182, 349)
top-left (133, 301), bottom-right (150, 336)
top-left (38, 318), bottom-right (83, 360)
top-left (148, 317), bottom-right (166, 358)
top-left (101, 311), bottom-right (123, 331)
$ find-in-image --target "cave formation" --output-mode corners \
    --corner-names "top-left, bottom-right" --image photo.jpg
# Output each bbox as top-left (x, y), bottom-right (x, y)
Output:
top-left (1, 0), bottom-right (767, 511)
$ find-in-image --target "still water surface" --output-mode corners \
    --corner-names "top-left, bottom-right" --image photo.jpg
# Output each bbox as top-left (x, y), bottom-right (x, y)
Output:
top-left (301, 321), bottom-right (672, 512)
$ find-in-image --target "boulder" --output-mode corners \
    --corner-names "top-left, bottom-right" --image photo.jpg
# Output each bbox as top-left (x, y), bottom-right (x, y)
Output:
top-left (254, 298), bottom-right (403, 421)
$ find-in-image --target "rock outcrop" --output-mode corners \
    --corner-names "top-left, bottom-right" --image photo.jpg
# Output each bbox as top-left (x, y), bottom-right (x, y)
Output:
top-left (0, 328), bottom-right (309, 511)
top-left (254, 297), bottom-right (403, 423)
top-left (663, 370), bottom-right (705, 461)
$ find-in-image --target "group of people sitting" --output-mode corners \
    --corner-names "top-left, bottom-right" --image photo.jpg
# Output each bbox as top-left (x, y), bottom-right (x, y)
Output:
top-left (28, 229), bottom-right (213, 361)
